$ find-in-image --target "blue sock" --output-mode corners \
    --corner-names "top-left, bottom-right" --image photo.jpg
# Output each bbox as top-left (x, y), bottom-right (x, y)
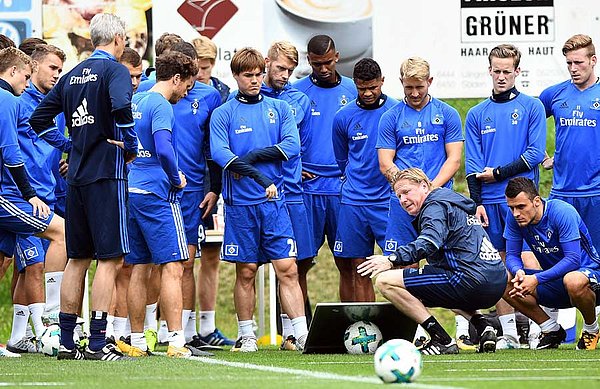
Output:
top-left (89, 311), bottom-right (108, 351)
top-left (59, 312), bottom-right (78, 350)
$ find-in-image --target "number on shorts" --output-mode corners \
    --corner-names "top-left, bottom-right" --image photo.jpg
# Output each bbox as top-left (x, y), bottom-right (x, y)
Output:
top-left (287, 238), bottom-right (297, 258)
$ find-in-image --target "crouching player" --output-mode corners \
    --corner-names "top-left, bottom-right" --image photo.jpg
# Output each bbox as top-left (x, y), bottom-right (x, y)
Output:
top-left (122, 51), bottom-right (198, 358)
top-left (503, 177), bottom-right (600, 350)
top-left (358, 168), bottom-right (506, 355)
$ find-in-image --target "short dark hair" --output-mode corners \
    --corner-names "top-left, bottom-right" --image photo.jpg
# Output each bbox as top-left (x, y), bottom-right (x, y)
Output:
top-left (353, 58), bottom-right (381, 81)
top-left (170, 41), bottom-right (197, 60)
top-left (31, 44), bottom-right (66, 63)
top-left (155, 32), bottom-right (182, 57)
top-left (230, 47), bottom-right (264, 75)
top-left (505, 177), bottom-right (539, 201)
top-left (19, 37), bottom-right (46, 57)
top-left (307, 35), bottom-right (335, 56)
top-left (0, 34), bottom-right (15, 50)
top-left (120, 47), bottom-right (141, 67)
top-left (155, 51), bottom-right (198, 82)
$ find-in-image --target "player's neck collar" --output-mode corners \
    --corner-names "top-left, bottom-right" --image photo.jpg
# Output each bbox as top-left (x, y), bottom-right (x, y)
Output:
top-left (310, 72), bottom-right (341, 88)
top-left (235, 92), bottom-right (263, 104)
top-left (0, 78), bottom-right (15, 95)
top-left (491, 86), bottom-right (519, 103)
top-left (357, 94), bottom-right (387, 110)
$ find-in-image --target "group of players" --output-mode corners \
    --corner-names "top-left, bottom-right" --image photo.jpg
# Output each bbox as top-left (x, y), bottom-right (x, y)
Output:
top-left (0, 10), bottom-right (598, 360)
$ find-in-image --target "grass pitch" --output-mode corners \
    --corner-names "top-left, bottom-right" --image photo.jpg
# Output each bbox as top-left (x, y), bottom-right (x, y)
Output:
top-left (2, 346), bottom-right (599, 388)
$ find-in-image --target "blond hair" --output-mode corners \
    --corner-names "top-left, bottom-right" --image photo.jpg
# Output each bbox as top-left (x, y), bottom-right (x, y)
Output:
top-left (400, 57), bottom-right (430, 81)
top-left (562, 34), bottom-right (595, 57)
top-left (267, 41), bottom-right (298, 65)
top-left (394, 168), bottom-right (434, 191)
top-left (191, 36), bottom-right (217, 63)
top-left (0, 47), bottom-right (32, 73)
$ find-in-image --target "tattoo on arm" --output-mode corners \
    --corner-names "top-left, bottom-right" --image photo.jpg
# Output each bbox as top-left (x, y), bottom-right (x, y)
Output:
top-left (384, 165), bottom-right (401, 186)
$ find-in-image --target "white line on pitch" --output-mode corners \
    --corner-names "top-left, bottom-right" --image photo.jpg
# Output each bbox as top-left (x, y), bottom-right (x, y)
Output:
top-left (444, 367), bottom-right (592, 372)
top-left (420, 376), bottom-right (600, 382)
top-left (0, 383), bottom-right (69, 387)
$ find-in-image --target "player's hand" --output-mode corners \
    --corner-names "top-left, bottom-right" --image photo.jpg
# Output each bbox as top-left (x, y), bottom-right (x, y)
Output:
top-left (542, 156), bottom-right (554, 170)
top-left (265, 184), bottom-right (278, 199)
top-left (28, 196), bottom-right (51, 220)
top-left (175, 171), bottom-right (187, 189)
top-left (107, 139), bottom-right (136, 163)
top-left (357, 255), bottom-right (393, 278)
top-left (302, 170), bottom-right (316, 180)
top-left (475, 205), bottom-right (489, 227)
top-left (200, 191), bottom-right (218, 218)
top-left (510, 272), bottom-right (537, 298)
top-left (58, 159), bottom-right (68, 178)
top-left (476, 167), bottom-right (496, 183)
top-left (232, 172), bottom-right (242, 180)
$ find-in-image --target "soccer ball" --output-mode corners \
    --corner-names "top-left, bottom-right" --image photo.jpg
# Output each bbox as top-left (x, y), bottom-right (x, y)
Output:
top-left (40, 324), bottom-right (61, 356)
top-left (343, 320), bottom-right (382, 354)
top-left (374, 339), bottom-right (423, 383)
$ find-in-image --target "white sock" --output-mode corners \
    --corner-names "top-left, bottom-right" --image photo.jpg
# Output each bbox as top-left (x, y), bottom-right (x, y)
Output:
top-left (113, 316), bottom-right (128, 339)
top-left (499, 313), bottom-right (519, 340)
top-left (181, 309), bottom-right (191, 338)
top-left (455, 315), bottom-right (470, 338)
top-left (238, 320), bottom-right (254, 338)
top-left (583, 320), bottom-right (599, 334)
top-left (28, 303), bottom-right (45, 339)
top-left (291, 316), bottom-right (308, 339)
top-left (596, 306), bottom-right (600, 317)
top-left (125, 318), bottom-right (131, 337)
top-left (158, 320), bottom-right (169, 342)
top-left (106, 315), bottom-right (115, 338)
top-left (144, 303), bottom-right (158, 331)
top-left (185, 311), bottom-right (197, 342)
top-left (9, 305), bottom-right (29, 345)
top-left (414, 324), bottom-right (428, 341)
top-left (130, 332), bottom-right (147, 351)
top-left (540, 318), bottom-right (560, 333)
top-left (44, 271), bottom-right (62, 314)
top-left (199, 311), bottom-right (216, 337)
top-left (168, 330), bottom-right (185, 348)
top-left (280, 314), bottom-right (293, 339)
top-left (542, 306), bottom-right (559, 321)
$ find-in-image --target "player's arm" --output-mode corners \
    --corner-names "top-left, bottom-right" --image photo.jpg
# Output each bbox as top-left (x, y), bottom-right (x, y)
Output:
top-left (376, 110), bottom-right (400, 185)
top-left (154, 129), bottom-right (182, 188)
top-left (505, 238), bottom-right (525, 276)
top-left (110, 66), bottom-right (138, 156)
top-left (29, 83), bottom-right (65, 141)
top-left (431, 141), bottom-right (462, 188)
top-left (377, 148), bottom-right (399, 186)
top-left (331, 112), bottom-right (349, 175)
top-left (464, 109), bottom-right (488, 224)
top-left (534, 240), bottom-right (580, 285)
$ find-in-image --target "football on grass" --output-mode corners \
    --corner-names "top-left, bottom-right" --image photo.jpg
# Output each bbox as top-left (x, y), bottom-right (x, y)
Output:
top-left (374, 338), bottom-right (423, 383)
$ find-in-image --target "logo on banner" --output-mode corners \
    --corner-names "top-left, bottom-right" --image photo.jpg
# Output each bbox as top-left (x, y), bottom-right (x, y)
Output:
top-left (177, 0), bottom-right (238, 39)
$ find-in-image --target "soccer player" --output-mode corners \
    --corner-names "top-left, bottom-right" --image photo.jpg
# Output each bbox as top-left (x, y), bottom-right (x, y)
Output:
top-left (210, 48), bottom-right (308, 352)
top-left (192, 35), bottom-right (230, 104)
top-left (292, 35), bottom-right (357, 301)
top-left (503, 177), bottom-right (600, 350)
top-left (332, 58), bottom-right (398, 302)
top-left (358, 168), bottom-right (505, 355)
top-left (124, 50), bottom-right (199, 358)
top-left (465, 44), bottom-right (547, 350)
top-left (539, 34), bottom-right (600, 255)
top-left (8, 44), bottom-right (68, 353)
top-left (30, 14), bottom-right (138, 361)
top-left (262, 41), bottom-right (315, 350)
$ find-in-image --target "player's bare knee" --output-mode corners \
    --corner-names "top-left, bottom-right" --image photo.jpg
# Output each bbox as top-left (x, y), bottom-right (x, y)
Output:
top-left (563, 271), bottom-right (589, 296)
top-left (374, 272), bottom-right (394, 294)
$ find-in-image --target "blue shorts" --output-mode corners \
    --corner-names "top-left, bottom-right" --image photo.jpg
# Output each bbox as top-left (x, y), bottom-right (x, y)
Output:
top-left (383, 195), bottom-right (417, 255)
top-left (334, 202), bottom-right (388, 258)
top-left (527, 268), bottom-right (600, 309)
top-left (403, 264), bottom-right (507, 311)
top-left (286, 201), bottom-right (316, 261)
top-left (221, 200), bottom-right (295, 263)
top-left (15, 236), bottom-right (45, 273)
top-left (180, 190), bottom-right (205, 247)
top-left (549, 195), bottom-right (600, 254)
top-left (302, 193), bottom-right (340, 253)
top-left (66, 180), bottom-right (129, 259)
top-left (125, 193), bottom-right (189, 265)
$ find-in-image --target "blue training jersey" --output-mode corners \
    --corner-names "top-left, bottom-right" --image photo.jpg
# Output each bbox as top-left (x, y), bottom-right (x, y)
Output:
top-left (332, 94), bottom-right (398, 205)
top-left (30, 50), bottom-right (135, 185)
top-left (293, 74), bottom-right (356, 194)
top-left (0, 86), bottom-right (26, 196)
top-left (261, 83), bottom-right (311, 203)
top-left (210, 94), bottom-right (300, 205)
top-left (504, 199), bottom-right (600, 276)
top-left (376, 97), bottom-right (463, 188)
top-left (128, 91), bottom-right (179, 202)
top-left (465, 93), bottom-right (546, 203)
top-left (539, 80), bottom-right (600, 196)
top-left (139, 80), bottom-right (221, 192)
top-left (16, 84), bottom-right (59, 204)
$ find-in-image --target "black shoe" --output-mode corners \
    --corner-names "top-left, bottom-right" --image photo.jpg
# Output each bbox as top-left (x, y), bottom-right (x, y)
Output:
top-left (477, 326), bottom-right (497, 353)
top-left (186, 334), bottom-right (223, 351)
top-left (84, 343), bottom-right (133, 361)
top-left (536, 326), bottom-right (566, 349)
top-left (186, 344), bottom-right (215, 357)
top-left (57, 345), bottom-right (84, 360)
top-left (418, 339), bottom-right (459, 355)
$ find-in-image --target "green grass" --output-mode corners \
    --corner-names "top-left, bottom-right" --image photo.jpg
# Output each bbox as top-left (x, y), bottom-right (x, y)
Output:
top-left (1, 346), bottom-right (598, 388)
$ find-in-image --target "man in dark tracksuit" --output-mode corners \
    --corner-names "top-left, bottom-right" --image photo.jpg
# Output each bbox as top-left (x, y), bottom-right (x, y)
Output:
top-left (358, 168), bottom-right (507, 355)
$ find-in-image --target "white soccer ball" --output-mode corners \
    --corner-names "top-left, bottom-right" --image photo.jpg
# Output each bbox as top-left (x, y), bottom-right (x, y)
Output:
top-left (40, 324), bottom-right (61, 357)
top-left (343, 320), bottom-right (382, 354)
top-left (374, 338), bottom-right (423, 383)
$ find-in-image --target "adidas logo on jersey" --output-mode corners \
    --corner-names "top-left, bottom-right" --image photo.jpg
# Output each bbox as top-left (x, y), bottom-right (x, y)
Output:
top-left (559, 101), bottom-right (569, 109)
top-left (72, 98), bottom-right (95, 127)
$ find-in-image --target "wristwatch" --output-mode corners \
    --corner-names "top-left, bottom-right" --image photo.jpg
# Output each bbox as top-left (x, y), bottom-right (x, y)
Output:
top-left (387, 253), bottom-right (397, 265)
